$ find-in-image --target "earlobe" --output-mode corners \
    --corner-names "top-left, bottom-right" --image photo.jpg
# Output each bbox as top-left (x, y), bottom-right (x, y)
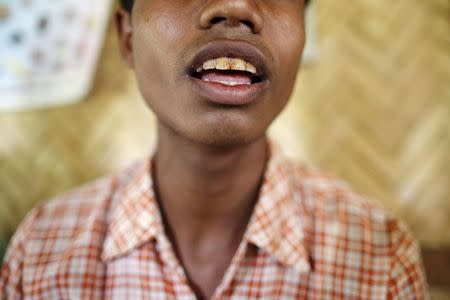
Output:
top-left (115, 8), bottom-right (134, 68)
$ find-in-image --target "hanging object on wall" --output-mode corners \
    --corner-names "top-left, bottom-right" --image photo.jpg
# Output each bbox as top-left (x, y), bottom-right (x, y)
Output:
top-left (0, 0), bottom-right (112, 112)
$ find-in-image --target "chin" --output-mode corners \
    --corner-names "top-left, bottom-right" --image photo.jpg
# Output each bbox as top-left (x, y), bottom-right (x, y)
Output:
top-left (156, 106), bottom-right (270, 148)
top-left (185, 121), bottom-right (264, 148)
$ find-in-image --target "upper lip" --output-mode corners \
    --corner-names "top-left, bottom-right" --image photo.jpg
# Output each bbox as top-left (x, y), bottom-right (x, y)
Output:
top-left (186, 39), bottom-right (270, 81)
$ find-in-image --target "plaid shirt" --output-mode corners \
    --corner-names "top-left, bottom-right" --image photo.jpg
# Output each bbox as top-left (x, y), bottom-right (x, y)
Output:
top-left (1, 144), bottom-right (428, 299)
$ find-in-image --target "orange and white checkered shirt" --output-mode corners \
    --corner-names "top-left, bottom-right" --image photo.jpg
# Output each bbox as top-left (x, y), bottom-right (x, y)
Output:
top-left (1, 145), bottom-right (428, 299)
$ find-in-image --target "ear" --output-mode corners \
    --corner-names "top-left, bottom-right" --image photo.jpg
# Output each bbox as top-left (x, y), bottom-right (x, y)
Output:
top-left (115, 8), bottom-right (134, 68)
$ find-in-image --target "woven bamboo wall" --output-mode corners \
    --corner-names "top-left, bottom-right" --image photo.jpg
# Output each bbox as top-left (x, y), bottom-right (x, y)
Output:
top-left (0, 0), bottom-right (448, 251)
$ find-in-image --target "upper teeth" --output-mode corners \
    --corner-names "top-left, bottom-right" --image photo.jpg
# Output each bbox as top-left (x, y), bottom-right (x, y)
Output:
top-left (197, 57), bottom-right (257, 74)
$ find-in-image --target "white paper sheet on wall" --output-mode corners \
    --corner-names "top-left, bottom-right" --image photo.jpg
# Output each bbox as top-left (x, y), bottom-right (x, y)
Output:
top-left (0, 0), bottom-right (112, 112)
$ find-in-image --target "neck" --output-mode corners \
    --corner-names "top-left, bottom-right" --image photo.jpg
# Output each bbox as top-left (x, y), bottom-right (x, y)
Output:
top-left (153, 123), bottom-right (269, 241)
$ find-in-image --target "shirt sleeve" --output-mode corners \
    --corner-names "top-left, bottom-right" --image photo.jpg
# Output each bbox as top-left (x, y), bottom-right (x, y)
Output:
top-left (387, 219), bottom-right (430, 300)
top-left (0, 208), bottom-right (40, 300)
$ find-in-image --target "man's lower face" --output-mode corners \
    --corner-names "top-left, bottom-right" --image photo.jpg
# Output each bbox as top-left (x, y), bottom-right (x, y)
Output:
top-left (129, 0), bottom-right (306, 146)
top-left (137, 70), bottom-right (286, 146)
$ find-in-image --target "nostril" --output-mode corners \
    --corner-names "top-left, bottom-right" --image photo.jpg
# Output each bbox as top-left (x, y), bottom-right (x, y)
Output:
top-left (241, 20), bottom-right (254, 30)
top-left (209, 17), bottom-right (254, 30)
top-left (211, 16), bottom-right (226, 25)
top-left (199, 2), bottom-right (263, 33)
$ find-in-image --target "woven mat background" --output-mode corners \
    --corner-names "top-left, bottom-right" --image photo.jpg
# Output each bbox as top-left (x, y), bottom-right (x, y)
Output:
top-left (0, 0), bottom-right (448, 250)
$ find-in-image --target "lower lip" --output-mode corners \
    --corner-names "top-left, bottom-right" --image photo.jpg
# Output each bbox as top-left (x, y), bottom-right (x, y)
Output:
top-left (189, 76), bottom-right (268, 106)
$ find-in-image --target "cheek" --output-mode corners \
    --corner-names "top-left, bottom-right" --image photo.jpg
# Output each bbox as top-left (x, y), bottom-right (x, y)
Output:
top-left (263, 17), bottom-right (304, 118)
top-left (134, 10), bottom-right (185, 65)
top-left (269, 16), bottom-right (305, 98)
top-left (152, 10), bottom-right (186, 46)
top-left (277, 24), bottom-right (304, 75)
top-left (134, 1), bottom-right (187, 45)
top-left (132, 11), bottom-right (186, 98)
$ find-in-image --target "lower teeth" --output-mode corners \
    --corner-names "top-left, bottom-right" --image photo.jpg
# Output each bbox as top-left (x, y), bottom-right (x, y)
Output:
top-left (202, 78), bottom-right (249, 86)
top-left (217, 80), bottom-right (248, 86)
top-left (191, 71), bottom-right (261, 85)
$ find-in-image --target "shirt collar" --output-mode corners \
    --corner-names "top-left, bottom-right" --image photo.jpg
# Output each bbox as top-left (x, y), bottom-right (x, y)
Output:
top-left (244, 143), bottom-right (310, 273)
top-left (102, 142), bottom-right (310, 273)
top-left (101, 159), bottom-right (163, 261)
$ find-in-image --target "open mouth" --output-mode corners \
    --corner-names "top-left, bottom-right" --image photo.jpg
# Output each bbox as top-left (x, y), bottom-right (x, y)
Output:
top-left (186, 40), bottom-right (270, 106)
top-left (190, 57), bottom-right (264, 86)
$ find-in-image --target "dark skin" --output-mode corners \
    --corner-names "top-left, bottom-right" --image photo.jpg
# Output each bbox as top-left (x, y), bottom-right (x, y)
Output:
top-left (115, 1), bottom-right (306, 299)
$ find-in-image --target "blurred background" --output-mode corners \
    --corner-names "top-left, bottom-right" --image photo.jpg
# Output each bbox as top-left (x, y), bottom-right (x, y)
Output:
top-left (0, 0), bottom-right (449, 297)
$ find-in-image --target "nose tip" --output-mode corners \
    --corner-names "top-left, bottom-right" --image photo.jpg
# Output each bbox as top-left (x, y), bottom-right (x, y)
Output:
top-left (199, 0), bottom-right (263, 34)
